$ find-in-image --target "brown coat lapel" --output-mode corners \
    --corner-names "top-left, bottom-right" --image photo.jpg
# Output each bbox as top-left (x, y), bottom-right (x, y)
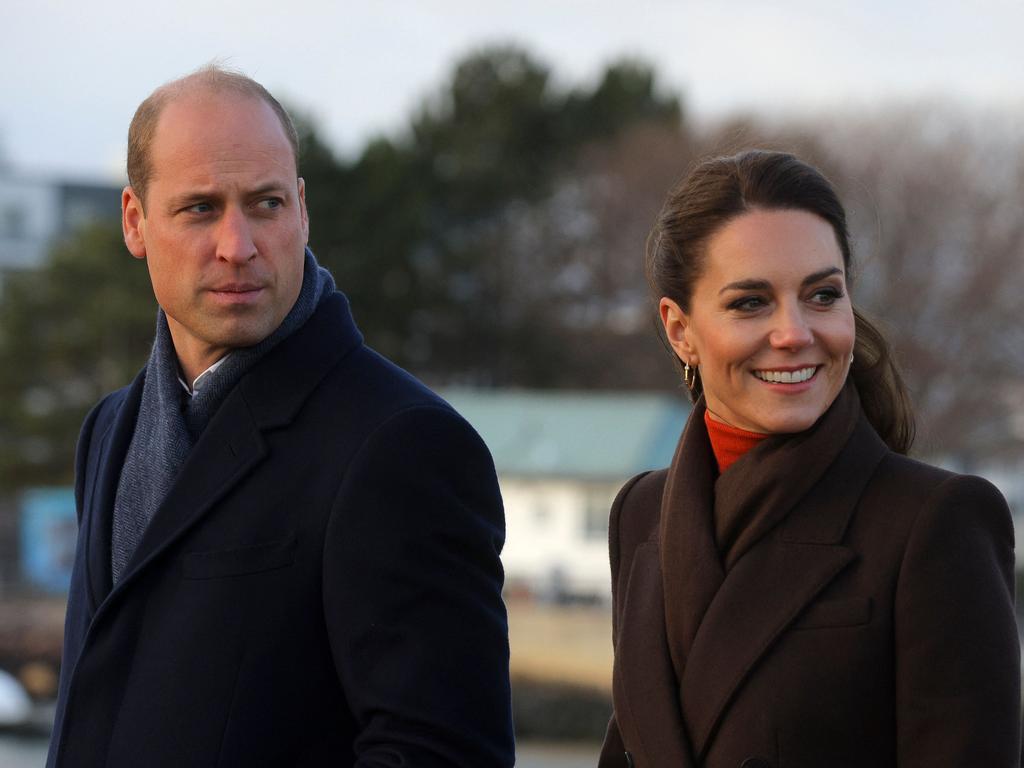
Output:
top-left (680, 411), bottom-right (886, 757)
top-left (609, 386), bottom-right (889, 763)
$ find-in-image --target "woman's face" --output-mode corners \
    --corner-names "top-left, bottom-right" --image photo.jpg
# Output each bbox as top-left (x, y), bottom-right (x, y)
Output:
top-left (661, 208), bottom-right (855, 434)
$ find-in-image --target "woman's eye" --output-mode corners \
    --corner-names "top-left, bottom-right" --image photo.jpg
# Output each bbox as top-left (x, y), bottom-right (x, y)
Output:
top-left (809, 287), bottom-right (843, 305)
top-left (729, 296), bottom-right (767, 312)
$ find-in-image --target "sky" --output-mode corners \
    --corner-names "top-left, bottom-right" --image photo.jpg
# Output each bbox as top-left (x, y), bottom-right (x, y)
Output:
top-left (3, 0), bottom-right (1022, 180)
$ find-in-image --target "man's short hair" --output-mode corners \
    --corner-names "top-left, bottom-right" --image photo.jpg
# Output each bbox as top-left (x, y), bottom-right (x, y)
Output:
top-left (126, 63), bottom-right (300, 207)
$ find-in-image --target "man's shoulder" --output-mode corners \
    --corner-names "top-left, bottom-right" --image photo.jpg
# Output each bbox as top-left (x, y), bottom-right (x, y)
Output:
top-left (296, 342), bottom-right (487, 463)
top-left (82, 379), bottom-right (138, 440)
top-left (321, 343), bottom-right (455, 421)
top-left (246, 292), bottom-right (461, 437)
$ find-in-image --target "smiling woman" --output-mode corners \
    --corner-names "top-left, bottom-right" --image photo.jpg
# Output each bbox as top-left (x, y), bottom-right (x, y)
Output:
top-left (649, 151), bottom-right (912, 449)
top-left (660, 207), bottom-right (855, 435)
top-left (599, 151), bottom-right (1021, 768)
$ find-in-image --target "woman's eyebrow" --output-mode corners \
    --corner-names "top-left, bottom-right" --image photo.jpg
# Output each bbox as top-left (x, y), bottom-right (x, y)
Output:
top-left (802, 267), bottom-right (843, 285)
top-left (719, 267), bottom-right (843, 295)
top-left (719, 278), bottom-right (770, 295)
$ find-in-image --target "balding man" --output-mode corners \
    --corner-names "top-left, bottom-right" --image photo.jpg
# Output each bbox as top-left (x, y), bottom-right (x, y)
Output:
top-left (47, 66), bottom-right (514, 768)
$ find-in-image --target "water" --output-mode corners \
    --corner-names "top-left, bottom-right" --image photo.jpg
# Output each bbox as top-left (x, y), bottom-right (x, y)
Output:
top-left (0, 736), bottom-right (598, 767)
top-left (0, 733), bottom-right (47, 767)
top-left (517, 741), bottom-right (600, 767)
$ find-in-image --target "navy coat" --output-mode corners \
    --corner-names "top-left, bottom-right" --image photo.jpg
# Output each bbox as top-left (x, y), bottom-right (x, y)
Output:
top-left (47, 293), bottom-right (514, 767)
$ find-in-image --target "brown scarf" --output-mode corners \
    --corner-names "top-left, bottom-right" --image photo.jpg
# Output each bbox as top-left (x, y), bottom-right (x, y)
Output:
top-left (659, 383), bottom-right (861, 723)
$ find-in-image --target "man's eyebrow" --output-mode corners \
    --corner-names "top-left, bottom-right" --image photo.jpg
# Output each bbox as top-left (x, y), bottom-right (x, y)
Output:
top-left (718, 267), bottom-right (843, 295)
top-left (248, 182), bottom-right (291, 197)
top-left (164, 182), bottom-right (292, 212)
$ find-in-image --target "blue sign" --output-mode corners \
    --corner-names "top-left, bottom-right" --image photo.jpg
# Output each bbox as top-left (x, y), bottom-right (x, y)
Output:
top-left (20, 487), bottom-right (77, 593)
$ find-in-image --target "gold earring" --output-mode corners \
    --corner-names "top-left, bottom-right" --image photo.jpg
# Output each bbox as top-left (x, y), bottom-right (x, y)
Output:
top-left (683, 363), bottom-right (697, 391)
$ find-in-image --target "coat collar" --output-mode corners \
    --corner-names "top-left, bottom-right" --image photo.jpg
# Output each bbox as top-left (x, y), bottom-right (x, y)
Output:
top-left (84, 292), bottom-right (363, 609)
top-left (615, 385), bottom-right (889, 762)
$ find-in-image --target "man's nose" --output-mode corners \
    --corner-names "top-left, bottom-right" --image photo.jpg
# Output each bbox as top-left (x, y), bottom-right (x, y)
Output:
top-left (769, 304), bottom-right (814, 349)
top-left (216, 207), bottom-right (257, 264)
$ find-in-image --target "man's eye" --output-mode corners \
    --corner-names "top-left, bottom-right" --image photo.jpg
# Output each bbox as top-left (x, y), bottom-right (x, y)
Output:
top-left (257, 198), bottom-right (283, 210)
top-left (185, 202), bottom-right (212, 214)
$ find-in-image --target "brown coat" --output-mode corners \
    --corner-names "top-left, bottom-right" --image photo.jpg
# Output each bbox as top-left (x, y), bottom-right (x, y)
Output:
top-left (599, 399), bottom-right (1020, 768)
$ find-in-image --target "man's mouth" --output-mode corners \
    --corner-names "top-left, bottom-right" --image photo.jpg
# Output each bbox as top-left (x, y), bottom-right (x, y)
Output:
top-left (211, 283), bottom-right (263, 293)
top-left (753, 366), bottom-right (818, 384)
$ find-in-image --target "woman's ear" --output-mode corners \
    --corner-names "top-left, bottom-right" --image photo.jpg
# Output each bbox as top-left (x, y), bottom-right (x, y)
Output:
top-left (659, 297), bottom-right (698, 366)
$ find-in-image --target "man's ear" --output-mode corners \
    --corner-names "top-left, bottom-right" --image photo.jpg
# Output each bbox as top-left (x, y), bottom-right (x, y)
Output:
top-left (659, 297), bottom-right (698, 367)
top-left (122, 186), bottom-right (147, 259)
top-left (297, 177), bottom-right (309, 245)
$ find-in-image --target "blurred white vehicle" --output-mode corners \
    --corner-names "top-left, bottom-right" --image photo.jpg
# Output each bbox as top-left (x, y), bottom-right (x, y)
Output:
top-left (0, 669), bottom-right (31, 727)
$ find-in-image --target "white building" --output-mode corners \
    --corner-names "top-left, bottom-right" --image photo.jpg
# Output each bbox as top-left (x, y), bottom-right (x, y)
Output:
top-left (443, 389), bottom-right (690, 601)
top-left (0, 171), bottom-right (121, 281)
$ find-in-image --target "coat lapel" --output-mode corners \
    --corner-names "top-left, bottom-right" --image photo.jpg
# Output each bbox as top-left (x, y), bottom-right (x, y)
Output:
top-left (83, 373), bottom-right (144, 610)
top-left (680, 413), bottom-right (888, 760)
top-left (110, 391), bottom-right (269, 593)
top-left (614, 541), bottom-right (696, 768)
top-left (659, 404), bottom-right (723, 675)
top-left (681, 534), bottom-right (854, 758)
top-left (102, 292), bottom-right (364, 599)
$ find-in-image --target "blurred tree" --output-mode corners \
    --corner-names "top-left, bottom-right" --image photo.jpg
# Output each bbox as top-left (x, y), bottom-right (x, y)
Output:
top-left (0, 222), bottom-right (154, 491)
top-left (407, 48), bottom-right (684, 384)
top-left (532, 121), bottom-right (697, 390)
top-left (294, 45), bottom-right (683, 386)
top-left (561, 58), bottom-right (683, 146)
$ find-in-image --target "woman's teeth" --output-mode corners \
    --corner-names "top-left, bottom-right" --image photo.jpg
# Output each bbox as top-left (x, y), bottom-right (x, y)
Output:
top-left (754, 366), bottom-right (817, 384)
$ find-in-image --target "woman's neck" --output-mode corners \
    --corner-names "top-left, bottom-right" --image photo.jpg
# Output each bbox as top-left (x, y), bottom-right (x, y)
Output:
top-left (704, 410), bottom-right (768, 473)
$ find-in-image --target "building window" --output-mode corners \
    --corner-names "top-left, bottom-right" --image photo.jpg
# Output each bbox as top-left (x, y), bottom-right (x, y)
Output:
top-left (582, 488), bottom-right (612, 540)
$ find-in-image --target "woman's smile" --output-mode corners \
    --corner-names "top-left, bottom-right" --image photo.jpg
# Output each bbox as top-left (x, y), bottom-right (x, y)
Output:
top-left (752, 365), bottom-right (818, 384)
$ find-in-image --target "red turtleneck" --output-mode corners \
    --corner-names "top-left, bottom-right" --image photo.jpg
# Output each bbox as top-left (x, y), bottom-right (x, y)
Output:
top-left (704, 410), bottom-right (768, 473)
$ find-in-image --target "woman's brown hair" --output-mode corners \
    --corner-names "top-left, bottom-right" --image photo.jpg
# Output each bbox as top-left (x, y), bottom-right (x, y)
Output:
top-left (647, 149), bottom-right (915, 454)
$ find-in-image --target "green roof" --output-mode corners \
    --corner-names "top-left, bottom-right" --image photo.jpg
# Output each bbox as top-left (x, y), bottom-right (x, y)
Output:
top-left (441, 388), bottom-right (691, 480)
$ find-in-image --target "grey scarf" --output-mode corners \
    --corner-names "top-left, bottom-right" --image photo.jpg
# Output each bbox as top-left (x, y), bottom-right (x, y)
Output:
top-left (110, 248), bottom-right (335, 583)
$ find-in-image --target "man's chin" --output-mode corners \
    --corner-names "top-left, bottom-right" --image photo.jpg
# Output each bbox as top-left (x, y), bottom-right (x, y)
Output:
top-left (208, 323), bottom-right (280, 351)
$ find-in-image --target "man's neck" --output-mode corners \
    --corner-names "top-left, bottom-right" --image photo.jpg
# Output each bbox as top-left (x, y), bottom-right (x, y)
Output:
top-left (178, 354), bottom-right (231, 396)
top-left (164, 323), bottom-right (231, 386)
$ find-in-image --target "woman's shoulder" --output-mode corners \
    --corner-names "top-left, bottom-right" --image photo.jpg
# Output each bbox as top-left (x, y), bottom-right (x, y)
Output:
top-left (608, 470), bottom-right (668, 558)
top-left (867, 451), bottom-right (1013, 547)
top-left (874, 451), bottom-right (1008, 506)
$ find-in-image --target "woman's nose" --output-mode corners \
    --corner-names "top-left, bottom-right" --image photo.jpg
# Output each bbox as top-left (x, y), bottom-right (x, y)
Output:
top-left (769, 305), bottom-right (814, 349)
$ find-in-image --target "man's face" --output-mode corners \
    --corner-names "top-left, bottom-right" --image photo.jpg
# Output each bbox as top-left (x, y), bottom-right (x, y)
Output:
top-left (122, 91), bottom-right (308, 380)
